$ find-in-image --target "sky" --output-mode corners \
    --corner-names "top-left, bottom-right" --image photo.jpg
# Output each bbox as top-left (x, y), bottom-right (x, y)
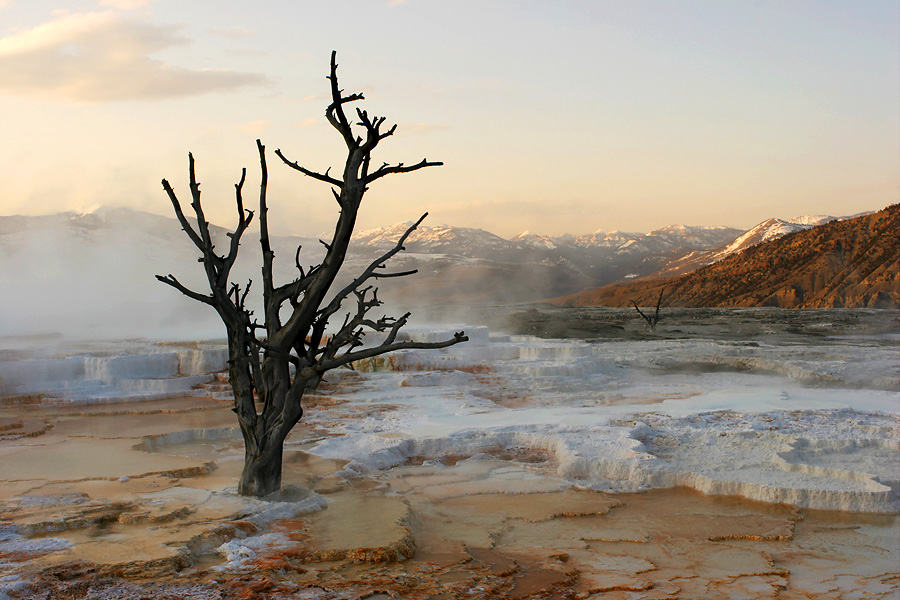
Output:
top-left (0, 0), bottom-right (897, 238)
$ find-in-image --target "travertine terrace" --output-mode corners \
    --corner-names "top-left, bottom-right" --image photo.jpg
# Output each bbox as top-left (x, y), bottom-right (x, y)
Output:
top-left (0, 308), bottom-right (897, 598)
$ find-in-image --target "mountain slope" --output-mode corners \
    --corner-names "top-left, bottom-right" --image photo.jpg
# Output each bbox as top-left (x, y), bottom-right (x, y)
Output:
top-left (550, 204), bottom-right (900, 309)
top-left (650, 217), bottom-right (836, 278)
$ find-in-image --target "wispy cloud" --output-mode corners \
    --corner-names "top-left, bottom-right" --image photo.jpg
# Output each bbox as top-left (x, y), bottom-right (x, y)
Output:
top-left (226, 47), bottom-right (270, 58)
top-left (97, 0), bottom-right (155, 9)
top-left (235, 119), bottom-right (269, 135)
top-left (207, 26), bottom-right (255, 39)
top-left (284, 92), bottom-right (330, 105)
top-left (296, 117), bottom-right (319, 128)
top-left (387, 0), bottom-right (408, 6)
top-left (0, 11), bottom-right (268, 102)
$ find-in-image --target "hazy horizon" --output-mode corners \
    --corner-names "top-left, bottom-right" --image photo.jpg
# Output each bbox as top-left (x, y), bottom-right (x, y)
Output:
top-left (1, 1), bottom-right (898, 238)
top-left (1, 200), bottom-right (890, 240)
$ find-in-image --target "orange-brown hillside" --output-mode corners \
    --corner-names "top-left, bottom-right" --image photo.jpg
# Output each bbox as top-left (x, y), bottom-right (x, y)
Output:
top-left (550, 204), bottom-right (900, 309)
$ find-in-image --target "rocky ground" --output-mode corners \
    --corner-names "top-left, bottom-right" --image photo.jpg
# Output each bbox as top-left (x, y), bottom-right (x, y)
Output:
top-left (500, 305), bottom-right (900, 344)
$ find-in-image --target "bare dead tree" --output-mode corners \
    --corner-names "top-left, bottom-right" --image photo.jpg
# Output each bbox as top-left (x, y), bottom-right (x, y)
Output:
top-left (631, 288), bottom-right (665, 331)
top-left (157, 51), bottom-right (467, 497)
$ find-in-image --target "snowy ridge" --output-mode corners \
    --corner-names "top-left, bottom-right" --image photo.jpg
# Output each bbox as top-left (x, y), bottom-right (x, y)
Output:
top-left (511, 225), bottom-right (741, 256)
top-left (719, 218), bottom-right (810, 256)
top-left (789, 214), bottom-right (835, 227)
top-left (354, 222), bottom-right (517, 254)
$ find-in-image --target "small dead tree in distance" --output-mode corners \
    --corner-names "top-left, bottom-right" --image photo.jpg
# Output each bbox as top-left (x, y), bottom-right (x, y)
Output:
top-left (631, 288), bottom-right (665, 331)
top-left (157, 51), bottom-right (467, 497)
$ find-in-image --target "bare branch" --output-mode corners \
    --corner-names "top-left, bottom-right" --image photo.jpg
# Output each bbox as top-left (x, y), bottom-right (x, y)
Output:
top-left (316, 213), bottom-right (427, 327)
top-left (272, 275), bottom-right (314, 308)
top-left (257, 139), bottom-right (278, 334)
top-left (372, 269), bottom-right (418, 279)
top-left (156, 274), bottom-right (215, 305)
top-left (187, 153), bottom-right (214, 251)
top-left (325, 50), bottom-right (362, 148)
top-left (234, 168), bottom-right (247, 218)
top-left (239, 279), bottom-right (253, 310)
top-left (316, 287), bottom-right (385, 362)
top-left (356, 108), bottom-right (398, 154)
top-left (273, 149), bottom-right (343, 187)
top-left (365, 158), bottom-right (443, 184)
top-left (632, 288), bottom-right (665, 331)
top-left (250, 336), bottom-right (301, 367)
top-left (294, 245), bottom-right (305, 277)
top-left (631, 301), bottom-right (652, 327)
top-left (222, 168), bottom-right (254, 284)
top-left (320, 331), bottom-right (468, 371)
top-left (653, 288), bottom-right (665, 324)
top-left (161, 179), bottom-right (204, 251)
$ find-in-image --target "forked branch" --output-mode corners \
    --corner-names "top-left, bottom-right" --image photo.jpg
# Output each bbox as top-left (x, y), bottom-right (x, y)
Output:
top-left (632, 288), bottom-right (666, 331)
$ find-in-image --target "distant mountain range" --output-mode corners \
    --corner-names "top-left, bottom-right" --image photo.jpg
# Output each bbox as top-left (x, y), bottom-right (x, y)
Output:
top-left (1, 204), bottom-right (891, 338)
top-left (551, 205), bottom-right (899, 309)
top-left (353, 221), bottom-right (743, 262)
top-left (348, 219), bottom-right (744, 304)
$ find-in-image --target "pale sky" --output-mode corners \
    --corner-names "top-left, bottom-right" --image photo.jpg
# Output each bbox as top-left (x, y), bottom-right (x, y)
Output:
top-left (1, 0), bottom-right (897, 237)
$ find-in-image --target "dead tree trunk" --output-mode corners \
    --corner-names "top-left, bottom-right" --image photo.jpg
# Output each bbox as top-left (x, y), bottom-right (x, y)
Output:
top-left (632, 288), bottom-right (665, 332)
top-left (158, 52), bottom-right (467, 497)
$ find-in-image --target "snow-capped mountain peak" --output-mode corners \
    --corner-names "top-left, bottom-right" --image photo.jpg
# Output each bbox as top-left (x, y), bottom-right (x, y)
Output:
top-left (70, 203), bottom-right (103, 218)
top-left (719, 218), bottom-right (807, 256)
top-left (788, 214), bottom-right (836, 227)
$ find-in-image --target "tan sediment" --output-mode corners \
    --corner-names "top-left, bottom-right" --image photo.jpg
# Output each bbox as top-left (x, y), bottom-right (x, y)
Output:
top-left (299, 493), bottom-right (417, 563)
top-left (0, 417), bottom-right (53, 440)
top-left (439, 488), bottom-right (623, 523)
top-left (0, 418), bottom-right (24, 431)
